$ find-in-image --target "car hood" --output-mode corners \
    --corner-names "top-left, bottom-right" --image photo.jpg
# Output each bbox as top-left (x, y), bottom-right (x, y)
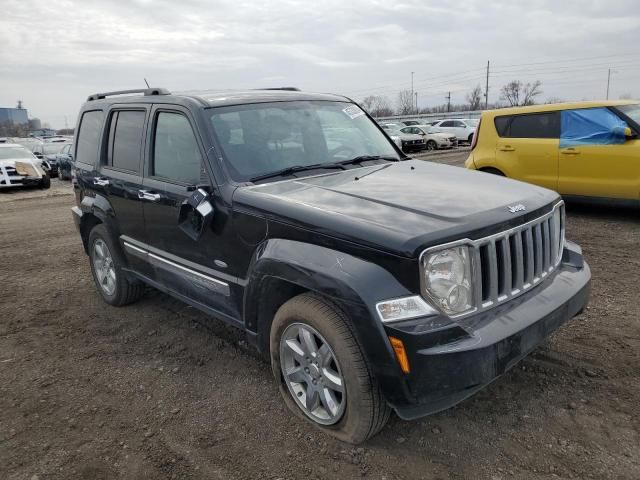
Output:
top-left (397, 133), bottom-right (423, 140)
top-left (233, 160), bottom-right (560, 257)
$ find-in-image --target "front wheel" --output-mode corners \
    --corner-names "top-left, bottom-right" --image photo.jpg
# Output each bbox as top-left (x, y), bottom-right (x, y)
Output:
top-left (39, 174), bottom-right (51, 189)
top-left (426, 140), bottom-right (437, 151)
top-left (467, 133), bottom-right (474, 144)
top-left (270, 294), bottom-right (391, 444)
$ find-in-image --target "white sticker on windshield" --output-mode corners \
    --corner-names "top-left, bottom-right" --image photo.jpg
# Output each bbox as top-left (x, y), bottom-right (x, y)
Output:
top-left (342, 105), bottom-right (365, 119)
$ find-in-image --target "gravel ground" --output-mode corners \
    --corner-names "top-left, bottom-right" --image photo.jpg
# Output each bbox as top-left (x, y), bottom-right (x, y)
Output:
top-left (1, 165), bottom-right (639, 480)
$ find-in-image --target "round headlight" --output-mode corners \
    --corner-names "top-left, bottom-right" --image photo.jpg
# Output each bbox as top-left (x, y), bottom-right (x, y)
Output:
top-left (422, 246), bottom-right (474, 315)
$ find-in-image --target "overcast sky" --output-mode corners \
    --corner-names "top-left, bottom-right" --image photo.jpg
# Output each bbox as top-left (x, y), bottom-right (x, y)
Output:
top-left (1, 0), bottom-right (639, 128)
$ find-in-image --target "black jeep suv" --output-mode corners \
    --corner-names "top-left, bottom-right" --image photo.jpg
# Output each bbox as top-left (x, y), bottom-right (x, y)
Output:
top-left (71, 87), bottom-right (590, 444)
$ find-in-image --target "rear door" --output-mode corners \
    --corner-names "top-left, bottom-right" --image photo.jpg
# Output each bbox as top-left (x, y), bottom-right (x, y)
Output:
top-left (140, 106), bottom-right (236, 319)
top-left (558, 107), bottom-right (640, 199)
top-left (494, 112), bottom-right (560, 191)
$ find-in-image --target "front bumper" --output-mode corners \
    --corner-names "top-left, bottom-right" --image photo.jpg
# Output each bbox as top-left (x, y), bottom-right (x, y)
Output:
top-left (382, 244), bottom-right (590, 419)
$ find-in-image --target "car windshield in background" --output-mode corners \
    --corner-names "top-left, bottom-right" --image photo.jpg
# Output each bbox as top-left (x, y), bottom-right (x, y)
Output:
top-left (617, 104), bottom-right (640, 125)
top-left (209, 101), bottom-right (400, 182)
top-left (0, 147), bottom-right (36, 160)
top-left (42, 143), bottom-right (71, 155)
top-left (466, 119), bottom-right (479, 127)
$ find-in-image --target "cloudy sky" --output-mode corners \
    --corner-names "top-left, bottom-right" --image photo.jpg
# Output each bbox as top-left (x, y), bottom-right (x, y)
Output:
top-left (1, 0), bottom-right (639, 128)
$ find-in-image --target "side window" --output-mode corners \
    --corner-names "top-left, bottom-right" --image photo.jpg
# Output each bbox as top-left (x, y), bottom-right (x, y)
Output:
top-left (440, 121), bottom-right (454, 127)
top-left (106, 110), bottom-right (145, 173)
top-left (508, 112), bottom-right (559, 139)
top-left (452, 121), bottom-right (465, 128)
top-left (494, 116), bottom-right (511, 137)
top-left (153, 112), bottom-right (202, 185)
top-left (560, 108), bottom-right (628, 147)
top-left (75, 110), bottom-right (104, 165)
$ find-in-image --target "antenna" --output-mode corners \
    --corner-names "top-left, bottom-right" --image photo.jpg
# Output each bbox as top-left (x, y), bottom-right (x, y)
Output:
top-left (144, 78), bottom-right (150, 88)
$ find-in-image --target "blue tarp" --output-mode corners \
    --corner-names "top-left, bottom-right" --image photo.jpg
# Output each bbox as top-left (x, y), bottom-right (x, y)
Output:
top-left (560, 108), bottom-right (627, 148)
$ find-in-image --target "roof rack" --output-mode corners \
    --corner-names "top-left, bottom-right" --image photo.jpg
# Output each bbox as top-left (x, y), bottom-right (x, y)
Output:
top-left (257, 87), bottom-right (301, 92)
top-left (87, 88), bottom-right (171, 101)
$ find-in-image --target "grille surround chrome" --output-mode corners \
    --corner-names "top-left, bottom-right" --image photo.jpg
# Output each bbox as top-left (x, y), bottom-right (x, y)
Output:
top-left (420, 201), bottom-right (565, 319)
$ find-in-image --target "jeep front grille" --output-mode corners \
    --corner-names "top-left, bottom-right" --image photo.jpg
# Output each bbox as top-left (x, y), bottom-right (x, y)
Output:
top-left (473, 202), bottom-right (565, 313)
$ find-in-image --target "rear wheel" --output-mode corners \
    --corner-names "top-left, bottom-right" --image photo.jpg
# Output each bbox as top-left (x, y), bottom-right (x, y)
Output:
top-left (88, 224), bottom-right (145, 306)
top-left (480, 167), bottom-right (505, 176)
top-left (270, 293), bottom-right (391, 444)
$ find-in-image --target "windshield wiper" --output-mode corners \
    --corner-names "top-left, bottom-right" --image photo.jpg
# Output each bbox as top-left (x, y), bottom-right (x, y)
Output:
top-left (249, 163), bottom-right (345, 182)
top-left (333, 155), bottom-right (402, 166)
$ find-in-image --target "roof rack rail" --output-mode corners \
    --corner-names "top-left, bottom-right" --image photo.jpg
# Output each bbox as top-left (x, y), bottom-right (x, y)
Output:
top-left (87, 88), bottom-right (171, 101)
top-left (257, 87), bottom-right (300, 92)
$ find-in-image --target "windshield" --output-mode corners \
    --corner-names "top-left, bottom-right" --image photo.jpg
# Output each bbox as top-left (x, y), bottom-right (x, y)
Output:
top-left (209, 101), bottom-right (400, 182)
top-left (0, 146), bottom-right (36, 160)
top-left (465, 119), bottom-right (479, 127)
top-left (617, 104), bottom-right (640, 126)
top-left (42, 142), bottom-right (71, 155)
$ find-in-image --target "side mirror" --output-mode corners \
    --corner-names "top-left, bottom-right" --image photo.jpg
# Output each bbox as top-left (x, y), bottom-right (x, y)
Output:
top-left (624, 127), bottom-right (634, 138)
top-left (178, 187), bottom-right (215, 241)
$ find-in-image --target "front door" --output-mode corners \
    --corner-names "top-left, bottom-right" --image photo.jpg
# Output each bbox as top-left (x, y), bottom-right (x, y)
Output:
top-left (140, 106), bottom-right (237, 319)
top-left (558, 107), bottom-right (640, 199)
top-left (495, 111), bottom-right (560, 191)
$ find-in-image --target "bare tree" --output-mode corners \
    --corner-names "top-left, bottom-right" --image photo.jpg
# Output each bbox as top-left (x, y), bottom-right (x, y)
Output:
top-left (500, 80), bottom-right (543, 106)
top-left (396, 90), bottom-right (414, 115)
top-left (360, 95), bottom-right (394, 117)
top-left (545, 97), bottom-right (565, 104)
top-left (466, 85), bottom-right (483, 110)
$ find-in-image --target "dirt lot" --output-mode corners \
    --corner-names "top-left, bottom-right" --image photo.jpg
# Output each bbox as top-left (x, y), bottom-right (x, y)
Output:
top-left (1, 164), bottom-right (639, 480)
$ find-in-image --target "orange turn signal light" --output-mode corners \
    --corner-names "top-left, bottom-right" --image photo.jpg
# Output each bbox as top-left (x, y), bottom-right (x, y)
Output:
top-left (389, 336), bottom-right (410, 374)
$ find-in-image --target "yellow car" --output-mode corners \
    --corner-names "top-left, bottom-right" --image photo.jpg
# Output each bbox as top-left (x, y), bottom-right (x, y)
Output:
top-left (465, 100), bottom-right (640, 202)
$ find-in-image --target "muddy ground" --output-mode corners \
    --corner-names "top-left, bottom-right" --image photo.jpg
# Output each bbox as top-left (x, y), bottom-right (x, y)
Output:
top-left (1, 160), bottom-right (639, 479)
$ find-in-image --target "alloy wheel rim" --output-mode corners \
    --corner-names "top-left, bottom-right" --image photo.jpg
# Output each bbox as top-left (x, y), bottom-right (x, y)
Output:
top-left (280, 323), bottom-right (346, 425)
top-left (92, 239), bottom-right (116, 296)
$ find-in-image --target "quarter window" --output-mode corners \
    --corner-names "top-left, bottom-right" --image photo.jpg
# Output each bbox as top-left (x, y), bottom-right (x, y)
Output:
top-left (440, 121), bottom-right (454, 127)
top-left (106, 111), bottom-right (145, 172)
top-left (153, 112), bottom-right (202, 185)
top-left (75, 110), bottom-right (104, 166)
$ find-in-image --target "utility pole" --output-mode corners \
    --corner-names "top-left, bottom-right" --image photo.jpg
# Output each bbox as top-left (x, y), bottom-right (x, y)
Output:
top-left (484, 60), bottom-right (490, 109)
top-left (606, 68), bottom-right (611, 100)
top-left (415, 92), bottom-right (418, 114)
top-left (411, 72), bottom-right (415, 111)
top-left (446, 92), bottom-right (451, 112)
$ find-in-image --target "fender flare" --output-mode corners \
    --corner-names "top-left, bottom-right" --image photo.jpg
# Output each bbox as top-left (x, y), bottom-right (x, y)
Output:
top-left (243, 238), bottom-right (415, 395)
top-left (78, 194), bottom-right (121, 252)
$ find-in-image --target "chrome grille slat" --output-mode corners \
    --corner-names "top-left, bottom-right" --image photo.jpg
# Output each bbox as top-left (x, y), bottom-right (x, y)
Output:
top-left (513, 233), bottom-right (524, 291)
top-left (524, 228), bottom-right (534, 286)
top-left (542, 218), bottom-right (551, 272)
top-left (487, 241), bottom-right (499, 303)
top-left (500, 237), bottom-right (512, 299)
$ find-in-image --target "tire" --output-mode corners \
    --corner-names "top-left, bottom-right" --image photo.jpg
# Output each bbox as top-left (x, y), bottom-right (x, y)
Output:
top-left (88, 224), bottom-right (145, 306)
top-left (39, 174), bottom-right (51, 189)
top-left (270, 293), bottom-right (391, 444)
top-left (467, 133), bottom-right (474, 144)
top-left (480, 167), bottom-right (505, 177)
top-left (426, 140), bottom-right (437, 151)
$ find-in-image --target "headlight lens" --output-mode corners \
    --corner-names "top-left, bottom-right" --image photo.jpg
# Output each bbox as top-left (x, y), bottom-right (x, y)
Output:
top-left (421, 246), bottom-right (474, 315)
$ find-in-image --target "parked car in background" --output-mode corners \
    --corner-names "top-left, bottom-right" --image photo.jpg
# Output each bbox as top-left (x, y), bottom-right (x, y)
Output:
top-left (400, 126), bottom-right (457, 150)
top-left (56, 143), bottom-right (74, 180)
top-left (41, 141), bottom-right (72, 178)
top-left (401, 120), bottom-right (421, 126)
top-left (0, 143), bottom-right (50, 189)
top-left (466, 100), bottom-right (640, 203)
top-left (430, 119), bottom-right (478, 144)
top-left (380, 124), bottom-right (426, 152)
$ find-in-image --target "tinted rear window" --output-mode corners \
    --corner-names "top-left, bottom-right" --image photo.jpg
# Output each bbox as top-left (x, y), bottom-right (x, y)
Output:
top-left (76, 110), bottom-right (104, 165)
top-left (494, 112), bottom-right (559, 139)
top-left (107, 111), bottom-right (145, 173)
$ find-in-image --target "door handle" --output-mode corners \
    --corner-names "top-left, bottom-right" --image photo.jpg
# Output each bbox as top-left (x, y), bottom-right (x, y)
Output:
top-left (138, 190), bottom-right (162, 202)
top-left (93, 177), bottom-right (110, 186)
top-left (561, 148), bottom-right (581, 155)
top-left (499, 145), bottom-right (515, 152)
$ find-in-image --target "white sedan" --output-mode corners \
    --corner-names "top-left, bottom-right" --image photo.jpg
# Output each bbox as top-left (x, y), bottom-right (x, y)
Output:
top-left (400, 126), bottom-right (458, 150)
top-left (0, 143), bottom-right (51, 189)
top-left (429, 119), bottom-right (478, 143)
